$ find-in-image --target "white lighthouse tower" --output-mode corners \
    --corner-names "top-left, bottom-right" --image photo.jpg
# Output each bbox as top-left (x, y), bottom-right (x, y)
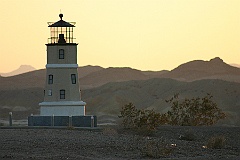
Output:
top-left (39, 14), bottom-right (86, 116)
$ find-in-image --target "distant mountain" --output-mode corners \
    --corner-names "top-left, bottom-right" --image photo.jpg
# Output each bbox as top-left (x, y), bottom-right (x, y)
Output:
top-left (0, 57), bottom-right (239, 91)
top-left (161, 57), bottom-right (240, 82)
top-left (0, 65), bottom-right (36, 77)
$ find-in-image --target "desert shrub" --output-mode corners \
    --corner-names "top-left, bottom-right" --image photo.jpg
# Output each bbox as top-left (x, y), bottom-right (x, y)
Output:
top-left (166, 93), bottom-right (226, 126)
top-left (119, 103), bottom-right (138, 129)
top-left (207, 135), bottom-right (226, 149)
top-left (119, 103), bottom-right (167, 133)
top-left (134, 109), bottom-right (162, 131)
top-left (141, 138), bottom-right (174, 158)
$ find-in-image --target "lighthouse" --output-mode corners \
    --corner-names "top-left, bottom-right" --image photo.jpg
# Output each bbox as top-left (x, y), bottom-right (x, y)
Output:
top-left (39, 14), bottom-right (86, 116)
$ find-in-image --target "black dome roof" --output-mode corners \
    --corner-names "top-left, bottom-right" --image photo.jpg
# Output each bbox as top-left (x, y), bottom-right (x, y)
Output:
top-left (48, 14), bottom-right (75, 27)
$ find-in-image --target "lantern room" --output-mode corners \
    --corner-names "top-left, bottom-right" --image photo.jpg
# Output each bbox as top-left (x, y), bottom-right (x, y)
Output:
top-left (48, 14), bottom-right (76, 44)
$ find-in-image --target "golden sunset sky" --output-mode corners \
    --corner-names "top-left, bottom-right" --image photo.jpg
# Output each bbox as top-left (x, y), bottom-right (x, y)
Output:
top-left (0, 0), bottom-right (239, 72)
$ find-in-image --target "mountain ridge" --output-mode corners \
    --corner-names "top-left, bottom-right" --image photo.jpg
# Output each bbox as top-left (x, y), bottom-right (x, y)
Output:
top-left (160, 57), bottom-right (240, 82)
top-left (0, 57), bottom-right (239, 91)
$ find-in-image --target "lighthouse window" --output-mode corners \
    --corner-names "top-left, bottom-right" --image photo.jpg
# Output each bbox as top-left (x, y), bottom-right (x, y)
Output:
top-left (71, 74), bottom-right (76, 84)
top-left (59, 49), bottom-right (64, 59)
top-left (48, 75), bottom-right (53, 84)
top-left (48, 90), bottom-right (52, 96)
top-left (60, 89), bottom-right (65, 99)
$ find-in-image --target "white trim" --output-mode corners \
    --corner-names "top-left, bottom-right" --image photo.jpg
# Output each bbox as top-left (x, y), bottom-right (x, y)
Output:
top-left (39, 101), bottom-right (86, 106)
top-left (46, 64), bottom-right (78, 68)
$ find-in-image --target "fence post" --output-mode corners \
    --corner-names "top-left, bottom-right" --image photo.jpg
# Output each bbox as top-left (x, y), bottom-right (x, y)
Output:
top-left (30, 114), bottom-right (33, 126)
top-left (9, 112), bottom-right (12, 126)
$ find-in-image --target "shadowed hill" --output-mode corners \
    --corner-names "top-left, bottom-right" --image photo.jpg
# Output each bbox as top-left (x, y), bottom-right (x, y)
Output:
top-left (0, 69), bottom-right (46, 90)
top-left (0, 78), bottom-right (239, 126)
top-left (80, 67), bottom-right (148, 88)
top-left (78, 65), bottom-right (104, 78)
top-left (0, 88), bottom-right (43, 119)
top-left (83, 78), bottom-right (240, 126)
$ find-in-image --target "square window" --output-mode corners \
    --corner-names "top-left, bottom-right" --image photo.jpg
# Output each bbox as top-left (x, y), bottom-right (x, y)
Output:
top-left (48, 75), bottom-right (53, 84)
top-left (48, 90), bottom-right (52, 96)
top-left (60, 89), bottom-right (65, 99)
top-left (71, 74), bottom-right (76, 84)
top-left (59, 49), bottom-right (64, 59)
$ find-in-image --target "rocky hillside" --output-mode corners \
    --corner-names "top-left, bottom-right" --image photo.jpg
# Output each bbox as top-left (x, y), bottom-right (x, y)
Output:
top-left (0, 78), bottom-right (239, 126)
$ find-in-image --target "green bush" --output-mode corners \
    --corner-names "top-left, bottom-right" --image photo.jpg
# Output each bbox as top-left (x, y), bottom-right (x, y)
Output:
top-left (166, 93), bottom-right (226, 126)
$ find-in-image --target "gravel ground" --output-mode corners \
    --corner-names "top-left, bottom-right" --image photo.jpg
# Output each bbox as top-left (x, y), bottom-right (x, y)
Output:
top-left (0, 126), bottom-right (240, 160)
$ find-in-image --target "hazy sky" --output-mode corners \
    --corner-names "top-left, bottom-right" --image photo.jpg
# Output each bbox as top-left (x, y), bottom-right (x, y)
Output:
top-left (0, 0), bottom-right (239, 72)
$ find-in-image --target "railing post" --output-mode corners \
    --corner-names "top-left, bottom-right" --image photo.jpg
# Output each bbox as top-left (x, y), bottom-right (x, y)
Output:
top-left (52, 114), bottom-right (54, 127)
top-left (69, 116), bottom-right (72, 127)
top-left (91, 116), bottom-right (94, 128)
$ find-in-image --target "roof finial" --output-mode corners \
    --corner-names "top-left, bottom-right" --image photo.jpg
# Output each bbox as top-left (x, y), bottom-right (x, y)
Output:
top-left (59, 13), bottom-right (63, 20)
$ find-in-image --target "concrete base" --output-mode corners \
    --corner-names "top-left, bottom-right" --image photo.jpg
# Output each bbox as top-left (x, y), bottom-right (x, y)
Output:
top-left (40, 106), bottom-right (85, 116)
top-left (39, 101), bottom-right (86, 116)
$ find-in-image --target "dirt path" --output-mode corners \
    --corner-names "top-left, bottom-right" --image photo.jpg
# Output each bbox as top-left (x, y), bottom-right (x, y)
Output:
top-left (0, 126), bottom-right (240, 159)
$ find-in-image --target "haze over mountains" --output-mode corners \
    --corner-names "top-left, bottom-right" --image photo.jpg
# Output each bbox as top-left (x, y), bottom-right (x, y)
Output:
top-left (230, 63), bottom-right (240, 68)
top-left (0, 57), bottom-right (240, 126)
top-left (0, 65), bottom-right (36, 77)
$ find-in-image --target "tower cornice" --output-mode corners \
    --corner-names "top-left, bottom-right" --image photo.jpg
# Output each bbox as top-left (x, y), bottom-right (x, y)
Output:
top-left (46, 43), bottom-right (78, 46)
top-left (46, 64), bottom-right (78, 68)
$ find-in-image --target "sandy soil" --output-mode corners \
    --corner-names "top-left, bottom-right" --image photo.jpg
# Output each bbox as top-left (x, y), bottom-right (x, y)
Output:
top-left (0, 126), bottom-right (240, 160)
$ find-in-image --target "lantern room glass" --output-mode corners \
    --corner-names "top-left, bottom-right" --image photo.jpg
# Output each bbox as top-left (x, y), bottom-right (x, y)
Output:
top-left (49, 26), bottom-right (74, 44)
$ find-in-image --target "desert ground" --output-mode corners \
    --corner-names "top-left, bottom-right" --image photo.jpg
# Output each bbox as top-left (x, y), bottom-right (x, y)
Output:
top-left (0, 125), bottom-right (240, 160)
